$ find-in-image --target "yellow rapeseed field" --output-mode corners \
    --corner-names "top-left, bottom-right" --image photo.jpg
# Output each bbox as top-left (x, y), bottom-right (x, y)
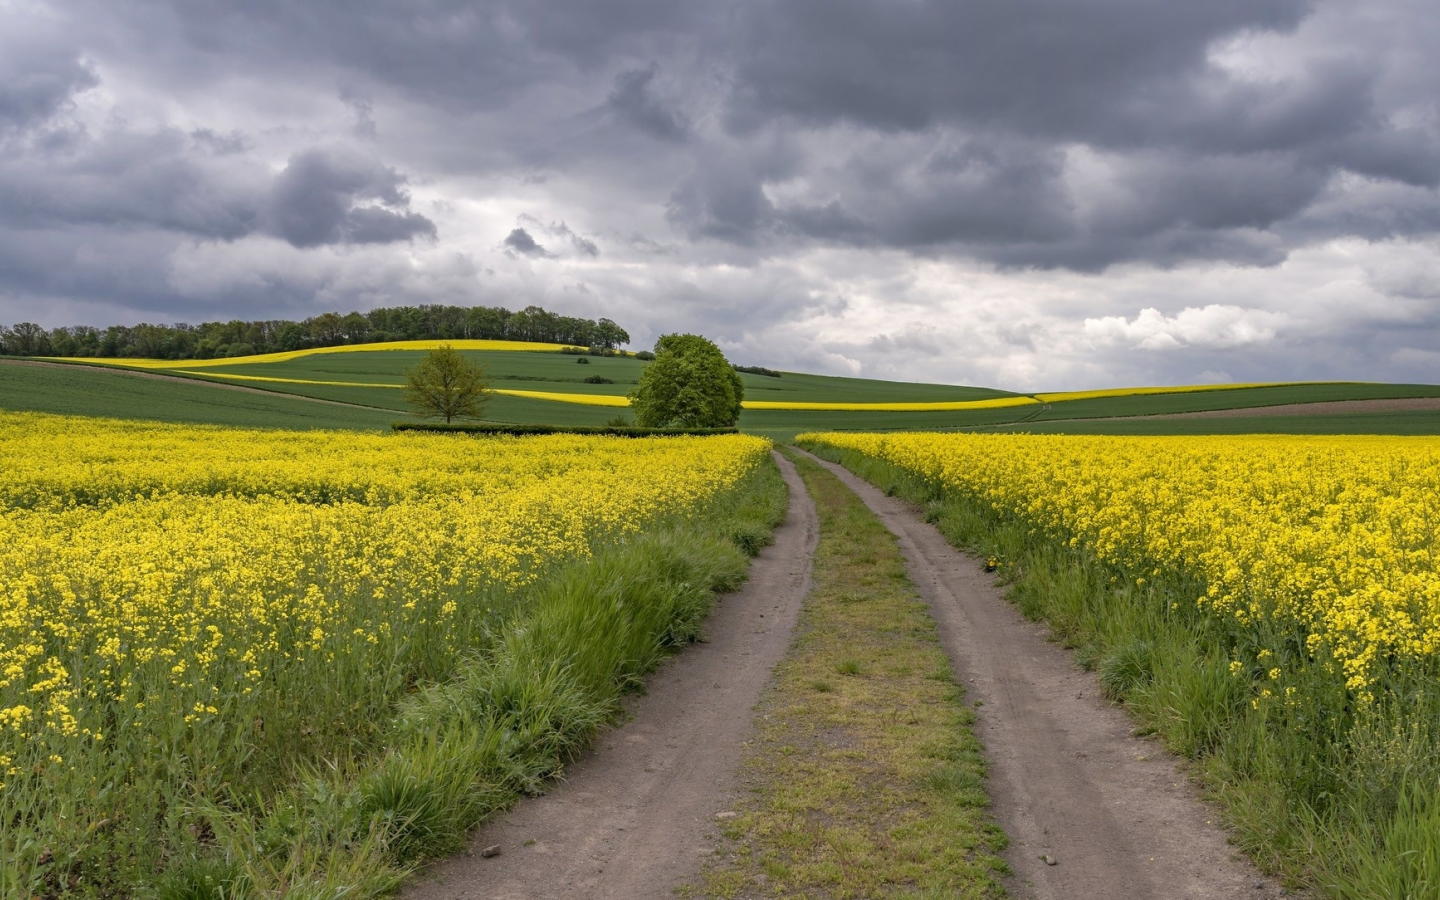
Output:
top-left (801, 432), bottom-right (1440, 704)
top-left (0, 412), bottom-right (769, 800)
top-left (44, 338), bottom-right (584, 368)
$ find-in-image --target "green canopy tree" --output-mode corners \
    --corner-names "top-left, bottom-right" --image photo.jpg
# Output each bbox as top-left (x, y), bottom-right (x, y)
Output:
top-left (404, 344), bottom-right (490, 423)
top-left (628, 333), bottom-right (744, 428)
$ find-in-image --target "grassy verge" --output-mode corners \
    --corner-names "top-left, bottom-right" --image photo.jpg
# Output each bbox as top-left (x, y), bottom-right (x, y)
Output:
top-left (799, 441), bottom-right (1440, 900)
top-left (686, 452), bottom-right (1008, 899)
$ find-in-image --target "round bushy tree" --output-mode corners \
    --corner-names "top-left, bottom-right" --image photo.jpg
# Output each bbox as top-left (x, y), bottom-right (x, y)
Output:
top-left (628, 333), bottom-right (744, 428)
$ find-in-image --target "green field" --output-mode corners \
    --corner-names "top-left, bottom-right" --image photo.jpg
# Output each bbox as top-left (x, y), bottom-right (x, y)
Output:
top-left (11, 348), bottom-right (1440, 437)
top-left (0, 361), bottom-right (400, 429)
top-left (117, 349), bottom-right (1020, 403)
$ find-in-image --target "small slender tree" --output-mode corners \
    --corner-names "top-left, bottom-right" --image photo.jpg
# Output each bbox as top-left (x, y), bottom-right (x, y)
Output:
top-left (628, 333), bottom-right (744, 428)
top-left (404, 344), bottom-right (490, 423)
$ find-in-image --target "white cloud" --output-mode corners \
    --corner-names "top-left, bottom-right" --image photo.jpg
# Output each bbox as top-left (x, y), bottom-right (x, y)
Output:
top-left (1083, 305), bottom-right (1287, 351)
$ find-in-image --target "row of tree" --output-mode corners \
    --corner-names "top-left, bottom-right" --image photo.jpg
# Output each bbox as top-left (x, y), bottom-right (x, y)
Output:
top-left (0, 304), bottom-right (631, 360)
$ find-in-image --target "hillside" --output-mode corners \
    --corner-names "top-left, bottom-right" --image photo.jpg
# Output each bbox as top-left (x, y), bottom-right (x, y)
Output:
top-left (14, 341), bottom-right (1440, 437)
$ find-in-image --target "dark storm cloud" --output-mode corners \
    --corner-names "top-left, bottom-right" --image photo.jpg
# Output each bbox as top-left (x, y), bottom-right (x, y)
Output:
top-left (4, 0), bottom-right (1440, 390)
top-left (0, 127), bottom-right (264, 240)
top-left (141, 0), bottom-right (710, 109)
top-left (27, 0), bottom-right (1437, 272)
top-left (682, 0), bottom-right (1440, 266)
top-left (269, 148), bottom-right (436, 248)
top-left (517, 216), bottom-right (602, 256)
top-left (0, 41), bottom-right (97, 133)
top-left (0, 129), bottom-right (433, 249)
top-left (606, 64), bottom-right (689, 142)
top-left (720, 0), bottom-right (1310, 139)
top-left (503, 227), bottom-right (548, 257)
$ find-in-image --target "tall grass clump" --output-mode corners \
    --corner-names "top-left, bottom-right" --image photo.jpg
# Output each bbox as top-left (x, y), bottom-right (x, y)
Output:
top-left (798, 435), bottom-right (1440, 898)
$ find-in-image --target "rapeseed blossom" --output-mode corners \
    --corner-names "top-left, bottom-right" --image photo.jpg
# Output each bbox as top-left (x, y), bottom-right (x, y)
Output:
top-left (801, 432), bottom-right (1440, 704)
top-left (0, 412), bottom-right (768, 809)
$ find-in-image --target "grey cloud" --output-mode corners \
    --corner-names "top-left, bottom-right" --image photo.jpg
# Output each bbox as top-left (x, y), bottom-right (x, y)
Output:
top-left (670, 134), bottom-right (1320, 269)
top-left (0, 127), bottom-right (264, 240)
top-left (868, 328), bottom-right (945, 357)
top-left (722, 0), bottom-right (1310, 139)
top-left (518, 216), bottom-right (601, 256)
top-left (666, 141), bottom-right (805, 246)
top-left (143, 0), bottom-right (711, 111)
top-left (692, 0), bottom-right (1439, 265)
top-left (504, 227), bottom-right (548, 257)
top-left (556, 224), bottom-right (600, 256)
top-left (607, 64), bottom-right (689, 142)
top-left (0, 122), bottom-right (433, 249)
top-left (269, 148), bottom-right (436, 248)
top-left (7, 0), bottom-right (1440, 395)
top-left (0, 43), bottom-right (97, 134)
top-left (37, 0), bottom-right (1440, 272)
top-left (190, 129), bottom-right (251, 155)
top-left (668, 171), bottom-right (774, 245)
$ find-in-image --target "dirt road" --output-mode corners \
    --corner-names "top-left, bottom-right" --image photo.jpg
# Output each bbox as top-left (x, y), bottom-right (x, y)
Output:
top-left (401, 451), bottom-right (818, 900)
top-left (802, 450), bottom-right (1290, 900)
top-left (404, 446), bottom-right (1291, 900)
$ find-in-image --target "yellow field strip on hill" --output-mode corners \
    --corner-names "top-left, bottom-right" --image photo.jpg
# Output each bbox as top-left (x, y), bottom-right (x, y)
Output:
top-left (169, 371), bottom-right (1039, 411)
top-left (491, 389), bottom-right (629, 407)
top-left (42, 339), bottom-right (585, 369)
top-left (171, 371), bottom-right (633, 406)
top-left (1033, 381), bottom-right (1351, 403)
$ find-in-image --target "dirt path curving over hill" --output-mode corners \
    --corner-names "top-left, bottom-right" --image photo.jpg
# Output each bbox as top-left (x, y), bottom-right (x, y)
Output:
top-left (799, 449), bottom-right (1293, 900)
top-left (401, 451), bottom-right (818, 900)
top-left (1158, 396), bottom-right (1440, 418)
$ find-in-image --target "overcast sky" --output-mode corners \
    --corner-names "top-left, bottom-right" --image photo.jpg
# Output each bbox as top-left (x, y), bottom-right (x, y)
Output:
top-left (3, 0), bottom-right (1438, 389)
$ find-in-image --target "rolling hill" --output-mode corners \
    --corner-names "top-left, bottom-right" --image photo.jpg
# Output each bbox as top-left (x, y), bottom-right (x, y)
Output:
top-left (11, 340), bottom-right (1440, 438)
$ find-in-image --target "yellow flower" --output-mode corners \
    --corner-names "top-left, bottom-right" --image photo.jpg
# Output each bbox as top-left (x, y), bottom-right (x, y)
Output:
top-left (801, 430), bottom-right (1440, 705)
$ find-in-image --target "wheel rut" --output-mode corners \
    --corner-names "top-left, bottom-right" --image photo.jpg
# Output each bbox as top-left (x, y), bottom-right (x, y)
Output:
top-left (401, 451), bottom-right (818, 900)
top-left (799, 449), bottom-right (1291, 900)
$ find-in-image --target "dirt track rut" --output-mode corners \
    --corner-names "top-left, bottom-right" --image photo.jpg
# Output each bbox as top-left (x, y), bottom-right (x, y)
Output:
top-left (401, 451), bottom-right (818, 900)
top-left (802, 450), bottom-right (1290, 900)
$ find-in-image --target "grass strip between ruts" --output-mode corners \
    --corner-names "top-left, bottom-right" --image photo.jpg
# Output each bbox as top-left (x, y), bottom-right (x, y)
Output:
top-left (685, 450), bottom-right (1009, 899)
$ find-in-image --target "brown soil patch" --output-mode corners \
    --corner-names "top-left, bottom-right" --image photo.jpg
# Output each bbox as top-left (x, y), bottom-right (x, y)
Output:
top-left (1158, 396), bottom-right (1440, 418)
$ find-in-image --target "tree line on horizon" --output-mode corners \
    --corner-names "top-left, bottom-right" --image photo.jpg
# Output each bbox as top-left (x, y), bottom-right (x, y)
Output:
top-left (0, 304), bottom-right (631, 360)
